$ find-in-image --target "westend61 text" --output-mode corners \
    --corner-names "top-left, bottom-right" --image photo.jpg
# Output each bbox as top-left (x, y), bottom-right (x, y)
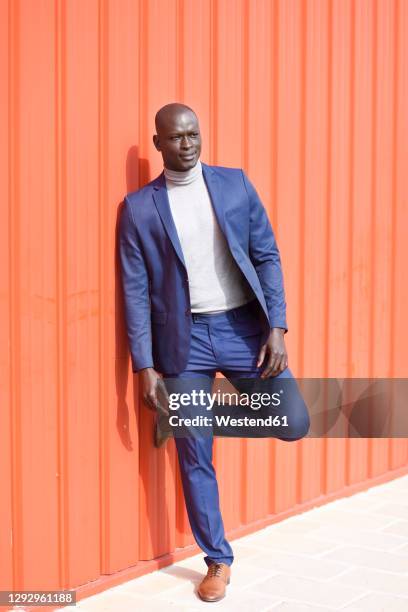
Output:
top-left (169, 414), bottom-right (289, 428)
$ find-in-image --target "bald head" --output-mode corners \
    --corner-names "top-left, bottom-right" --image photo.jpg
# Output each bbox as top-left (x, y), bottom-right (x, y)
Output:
top-left (155, 103), bottom-right (197, 134)
top-left (153, 102), bottom-right (202, 171)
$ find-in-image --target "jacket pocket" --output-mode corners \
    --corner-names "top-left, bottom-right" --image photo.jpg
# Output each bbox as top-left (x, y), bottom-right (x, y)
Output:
top-left (151, 310), bottom-right (168, 325)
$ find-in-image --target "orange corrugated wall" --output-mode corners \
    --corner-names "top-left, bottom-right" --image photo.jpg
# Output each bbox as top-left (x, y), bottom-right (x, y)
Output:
top-left (1, 0), bottom-right (408, 605)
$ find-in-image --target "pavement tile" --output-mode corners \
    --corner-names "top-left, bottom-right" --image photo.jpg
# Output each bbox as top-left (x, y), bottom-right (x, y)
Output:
top-left (213, 559), bottom-right (274, 589)
top-left (295, 508), bottom-right (396, 531)
top-left (253, 573), bottom-right (367, 608)
top-left (66, 590), bottom-right (192, 611)
top-left (157, 562), bottom-right (207, 587)
top-left (331, 566), bottom-right (408, 598)
top-left (269, 603), bottom-right (335, 611)
top-left (172, 554), bottom-right (207, 572)
top-left (341, 592), bottom-right (408, 611)
top-left (305, 524), bottom-right (407, 551)
top-left (391, 542), bottom-right (408, 555)
top-left (243, 549), bottom-right (348, 579)
top-left (367, 503), bottom-right (408, 519)
top-left (317, 493), bottom-right (386, 513)
top-left (263, 517), bottom-right (323, 534)
top-left (113, 568), bottom-right (187, 596)
top-left (243, 531), bottom-right (340, 556)
top-left (321, 545), bottom-right (408, 573)
top-left (154, 579), bottom-right (275, 609)
top-left (382, 520), bottom-right (408, 537)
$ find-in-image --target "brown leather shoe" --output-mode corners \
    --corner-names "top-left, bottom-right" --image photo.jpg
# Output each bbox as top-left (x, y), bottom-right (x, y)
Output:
top-left (197, 562), bottom-right (231, 602)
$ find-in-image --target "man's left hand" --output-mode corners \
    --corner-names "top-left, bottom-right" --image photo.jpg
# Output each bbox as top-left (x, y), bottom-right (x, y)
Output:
top-left (257, 328), bottom-right (288, 378)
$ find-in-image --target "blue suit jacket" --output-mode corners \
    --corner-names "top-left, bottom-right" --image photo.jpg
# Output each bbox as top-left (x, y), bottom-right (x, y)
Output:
top-left (118, 162), bottom-right (288, 374)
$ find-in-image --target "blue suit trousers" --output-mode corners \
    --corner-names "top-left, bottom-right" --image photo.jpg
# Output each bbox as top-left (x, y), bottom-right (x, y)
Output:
top-left (161, 300), bottom-right (310, 568)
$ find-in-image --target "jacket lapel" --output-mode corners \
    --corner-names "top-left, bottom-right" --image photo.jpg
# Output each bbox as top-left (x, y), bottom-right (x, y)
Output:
top-left (201, 162), bottom-right (228, 240)
top-left (152, 173), bottom-right (187, 270)
top-left (152, 162), bottom-right (230, 271)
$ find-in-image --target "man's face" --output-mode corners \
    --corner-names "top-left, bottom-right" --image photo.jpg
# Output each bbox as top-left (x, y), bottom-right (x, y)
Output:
top-left (153, 110), bottom-right (202, 171)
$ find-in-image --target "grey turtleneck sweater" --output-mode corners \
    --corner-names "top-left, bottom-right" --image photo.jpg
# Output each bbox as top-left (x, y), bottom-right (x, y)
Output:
top-left (163, 159), bottom-right (255, 313)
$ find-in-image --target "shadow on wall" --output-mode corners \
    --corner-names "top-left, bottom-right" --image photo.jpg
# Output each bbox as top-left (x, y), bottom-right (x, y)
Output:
top-left (113, 147), bottom-right (187, 565)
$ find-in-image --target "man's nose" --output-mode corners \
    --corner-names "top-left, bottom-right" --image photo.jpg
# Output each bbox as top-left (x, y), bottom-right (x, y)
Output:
top-left (181, 136), bottom-right (192, 149)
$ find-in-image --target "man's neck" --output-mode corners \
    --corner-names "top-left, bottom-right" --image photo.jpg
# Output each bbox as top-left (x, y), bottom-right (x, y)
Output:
top-left (164, 159), bottom-right (202, 185)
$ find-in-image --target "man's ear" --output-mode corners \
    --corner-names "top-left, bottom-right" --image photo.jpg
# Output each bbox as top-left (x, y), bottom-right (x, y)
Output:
top-left (153, 134), bottom-right (160, 151)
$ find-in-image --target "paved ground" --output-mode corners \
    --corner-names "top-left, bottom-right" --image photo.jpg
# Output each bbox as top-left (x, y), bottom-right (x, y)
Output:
top-left (59, 474), bottom-right (408, 611)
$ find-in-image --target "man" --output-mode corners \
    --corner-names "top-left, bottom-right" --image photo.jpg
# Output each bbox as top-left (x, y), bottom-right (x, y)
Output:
top-left (119, 103), bottom-right (310, 602)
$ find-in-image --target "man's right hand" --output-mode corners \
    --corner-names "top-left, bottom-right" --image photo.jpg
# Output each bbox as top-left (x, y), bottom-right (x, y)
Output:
top-left (139, 367), bottom-right (169, 416)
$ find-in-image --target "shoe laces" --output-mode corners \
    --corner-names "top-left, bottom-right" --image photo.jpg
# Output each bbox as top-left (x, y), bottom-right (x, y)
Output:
top-left (208, 563), bottom-right (224, 578)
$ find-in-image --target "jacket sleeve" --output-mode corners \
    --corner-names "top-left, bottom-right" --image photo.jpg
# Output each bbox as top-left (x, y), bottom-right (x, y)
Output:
top-left (241, 170), bottom-right (288, 333)
top-left (118, 196), bottom-right (154, 371)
